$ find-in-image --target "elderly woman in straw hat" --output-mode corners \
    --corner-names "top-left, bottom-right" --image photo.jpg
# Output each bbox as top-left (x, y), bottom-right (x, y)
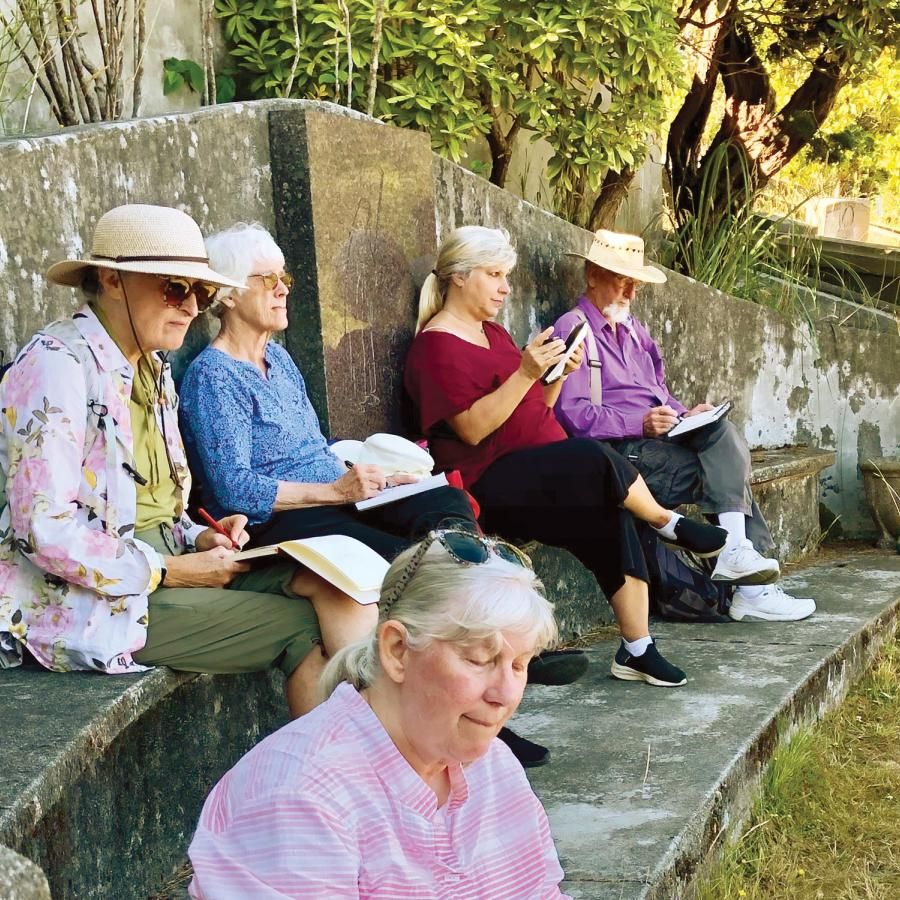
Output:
top-left (405, 226), bottom-right (731, 692)
top-left (0, 204), bottom-right (352, 716)
top-left (189, 526), bottom-right (568, 898)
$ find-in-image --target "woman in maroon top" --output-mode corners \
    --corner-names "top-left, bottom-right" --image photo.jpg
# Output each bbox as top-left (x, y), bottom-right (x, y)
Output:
top-left (406, 226), bottom-right (727, 691)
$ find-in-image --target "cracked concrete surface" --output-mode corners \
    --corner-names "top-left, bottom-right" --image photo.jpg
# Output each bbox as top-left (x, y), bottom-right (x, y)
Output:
top-left (514, 548), bottom-right (900, 899)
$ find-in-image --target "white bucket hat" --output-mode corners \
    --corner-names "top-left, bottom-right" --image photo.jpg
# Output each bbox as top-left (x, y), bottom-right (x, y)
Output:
top-left (568, 229), bottom-right (667, 284)
top-left (329, 433), bottom-right (435, 478)
top-left (46, 204), bottom-right (244, 289)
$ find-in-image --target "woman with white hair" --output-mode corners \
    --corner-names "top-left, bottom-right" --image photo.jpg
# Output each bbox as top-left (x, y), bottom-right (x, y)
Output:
top-left (0, 205), bottom-right (343, 717)
top-left (405, 226), bottom-right (728, 689)
top-left (188, 527), bottom-right (568, 898)
top-left (179, 223), bottom-right (480, 656)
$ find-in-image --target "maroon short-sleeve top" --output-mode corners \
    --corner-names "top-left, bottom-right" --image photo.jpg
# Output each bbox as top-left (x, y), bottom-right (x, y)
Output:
top-left (404, 321), bottom-right (567, 487)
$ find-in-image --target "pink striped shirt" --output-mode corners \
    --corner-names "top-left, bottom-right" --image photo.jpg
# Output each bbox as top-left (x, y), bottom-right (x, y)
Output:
top-left (189, 682), bottom-right (567, 899)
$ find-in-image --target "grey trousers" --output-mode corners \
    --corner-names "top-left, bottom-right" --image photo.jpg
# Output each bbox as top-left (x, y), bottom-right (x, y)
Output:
top-left (610, 418), bottom-right (775, 555)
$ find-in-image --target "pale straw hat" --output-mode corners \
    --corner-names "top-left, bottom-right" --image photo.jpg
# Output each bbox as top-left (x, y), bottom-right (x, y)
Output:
top-left (329, 433), bottom-right (435, 477)
top-left (46, 204), bottom-right (244, 289)
top-left (568, 229), bottom-right (667, 284)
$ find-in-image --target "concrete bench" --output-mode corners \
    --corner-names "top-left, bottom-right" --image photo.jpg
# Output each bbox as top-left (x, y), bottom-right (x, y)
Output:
top-left (0, 666), bottom-right (290, 900)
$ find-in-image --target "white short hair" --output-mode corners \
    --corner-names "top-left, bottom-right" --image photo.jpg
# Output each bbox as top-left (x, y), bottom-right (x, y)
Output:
top-left (204, 223), bottom-right (285, 315)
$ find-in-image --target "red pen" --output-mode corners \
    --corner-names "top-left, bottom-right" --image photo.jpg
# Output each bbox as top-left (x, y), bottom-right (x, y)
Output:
top-left (197, 507), bottom-right (240, 550)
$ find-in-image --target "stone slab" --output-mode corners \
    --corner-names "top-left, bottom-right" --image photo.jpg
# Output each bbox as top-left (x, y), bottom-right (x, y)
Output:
top-left (0, 668), bottom-right (290, 900)
top-left (271, 108), bottom-right (437, 439)
top-left (513, 547), bottom-right (900, 898)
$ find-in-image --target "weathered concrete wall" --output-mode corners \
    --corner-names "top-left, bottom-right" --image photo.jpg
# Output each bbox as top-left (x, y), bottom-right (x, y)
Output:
top-left (0, 102), bottom-right (895, 535)
top-left (433, 159), bottom-right (899, 536)
top-left (0, 100), bottom-right (286, 365)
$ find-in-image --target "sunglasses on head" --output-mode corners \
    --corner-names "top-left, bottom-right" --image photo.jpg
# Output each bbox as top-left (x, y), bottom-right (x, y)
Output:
top-left (161, 277), bottom-right (219, 312)
top-left (249, 271), bottom-right (294, 290)
top-left (381, 527), bottom-right (532, 614)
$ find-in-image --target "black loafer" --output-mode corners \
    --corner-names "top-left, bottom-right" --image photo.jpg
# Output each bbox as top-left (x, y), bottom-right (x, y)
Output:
top-left (527, 649), bottom-right (589, 686)
top-left (498, 727), bottom-right (551, 768)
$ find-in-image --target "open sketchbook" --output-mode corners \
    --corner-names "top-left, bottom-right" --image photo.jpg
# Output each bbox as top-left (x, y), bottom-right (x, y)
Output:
top-left (234, 535), bottom-right (389, 605)
top-left (667, 399), bottom-right (732, 438)
top-left (355, 472), bottom-right (449, 511)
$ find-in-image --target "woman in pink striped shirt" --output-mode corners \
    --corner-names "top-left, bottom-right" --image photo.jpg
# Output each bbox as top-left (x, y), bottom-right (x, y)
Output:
top-left (189, 528), bottom-right (569, 899)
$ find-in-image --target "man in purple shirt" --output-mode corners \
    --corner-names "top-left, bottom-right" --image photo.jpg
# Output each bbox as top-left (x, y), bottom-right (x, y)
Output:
top-left (553, 229), bottom-right (815, 623)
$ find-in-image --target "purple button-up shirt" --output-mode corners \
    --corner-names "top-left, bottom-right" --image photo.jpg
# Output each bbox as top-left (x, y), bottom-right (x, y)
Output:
top-left (552, 296), bottom-right (686, 441)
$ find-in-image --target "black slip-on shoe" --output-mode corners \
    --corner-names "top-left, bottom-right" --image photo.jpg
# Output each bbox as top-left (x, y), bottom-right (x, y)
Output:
top-left (659, 518), bottom-right (728, 558)
top-left (610, 640), bottom-right (687, 687)
top-left (498, 727), bottom-right (551, 768)
top-left (527, 649), bottom-right (589, 686)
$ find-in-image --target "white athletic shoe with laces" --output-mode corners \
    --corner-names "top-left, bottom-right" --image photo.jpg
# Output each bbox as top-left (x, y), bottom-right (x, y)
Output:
top-left (711, 539), bottom-right (780, 585)
top-left (729, 584), bottom-right (816, 622)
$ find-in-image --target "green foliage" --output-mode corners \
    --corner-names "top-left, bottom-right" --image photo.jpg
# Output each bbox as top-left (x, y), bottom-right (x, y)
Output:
top-left (761, 48), bottom-right (900, 227)
top-left (162, 57), bottom-right (236, 103)
top-left (213, 0), bottom-right (681, 203)
top-left (660, 143), bottom-right (876, 322)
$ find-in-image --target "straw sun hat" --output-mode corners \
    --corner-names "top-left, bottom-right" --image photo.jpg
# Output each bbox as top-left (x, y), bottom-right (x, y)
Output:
top-left (46, 204), bottom-right (244, 289)
top-left (568, 229), bottom-right (667, 284)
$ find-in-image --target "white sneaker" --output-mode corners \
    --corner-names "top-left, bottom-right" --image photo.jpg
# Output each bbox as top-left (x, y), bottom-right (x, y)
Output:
top-left (729, 584), bottom-right (816, 622)
top-left (711, 539), bottom-right (780, 585)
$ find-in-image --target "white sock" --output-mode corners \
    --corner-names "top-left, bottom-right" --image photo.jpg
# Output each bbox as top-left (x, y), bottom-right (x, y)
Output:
top-left (717, 511), bottom-right (747, 547)
top-left (624, 635), bottom-right (653, 657)
top-left (736, 585), bottom-right (766, 599)
top-left (653, 512), bottom-right (681, 540)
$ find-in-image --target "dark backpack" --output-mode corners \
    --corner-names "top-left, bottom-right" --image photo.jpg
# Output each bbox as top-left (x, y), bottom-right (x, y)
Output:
top-left (639, 524), bottom-right (732, 623)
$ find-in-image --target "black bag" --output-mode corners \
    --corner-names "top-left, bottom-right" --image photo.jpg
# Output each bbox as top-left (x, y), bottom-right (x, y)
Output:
top-left (640, 524), bottom-right (732, 622)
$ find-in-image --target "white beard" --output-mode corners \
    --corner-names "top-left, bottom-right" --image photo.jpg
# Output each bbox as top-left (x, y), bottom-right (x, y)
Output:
top-left (602, 302), bottom-right (631, 324)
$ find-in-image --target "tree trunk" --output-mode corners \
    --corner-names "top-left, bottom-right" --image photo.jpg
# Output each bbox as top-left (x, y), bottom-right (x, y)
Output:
top-left (481, 86), bottom-right (518, 187)
top-left (588, 167), bottom-right (635, 231)
top-left (669, 17), bottom-right (847, 227)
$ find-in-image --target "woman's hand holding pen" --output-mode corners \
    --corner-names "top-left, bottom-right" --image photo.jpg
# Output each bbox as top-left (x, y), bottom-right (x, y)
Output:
top-left (195, 511), bottom-right (250, 551)
top-left (330, 464), bottom-right (388, 503)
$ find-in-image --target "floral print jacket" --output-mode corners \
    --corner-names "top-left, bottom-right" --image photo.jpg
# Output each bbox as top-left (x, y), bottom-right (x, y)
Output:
top-left (0, 306), bottom-right (204, 673)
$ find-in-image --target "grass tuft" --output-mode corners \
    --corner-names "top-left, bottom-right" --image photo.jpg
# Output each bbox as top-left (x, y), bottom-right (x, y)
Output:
top-left (695, 628), bottom-right (900, 899)
top-left (696, 630), bottom-right (900, 900)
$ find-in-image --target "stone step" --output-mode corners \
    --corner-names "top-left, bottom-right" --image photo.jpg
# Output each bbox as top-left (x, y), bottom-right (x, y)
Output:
top-left (531, 446), bottom-right (835, 639)
top-left (517, 546), bottom-right (900, 898)
top-left (0, 668), bottom-right (291, 900)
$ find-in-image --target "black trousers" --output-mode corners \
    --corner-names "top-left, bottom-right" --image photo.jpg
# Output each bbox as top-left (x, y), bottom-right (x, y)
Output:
top-left (247, 486), bottom-right (477, 561)
top-left (472, 439), bottom-right (649, 599)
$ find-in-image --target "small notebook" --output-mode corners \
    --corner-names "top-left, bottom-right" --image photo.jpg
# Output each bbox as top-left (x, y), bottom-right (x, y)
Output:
top-left (234, 534), bottom-right (389, 605)
top-left (355, 471), bottom-right (449, 511)
top-left (666, 400), bottom-right (732, 438)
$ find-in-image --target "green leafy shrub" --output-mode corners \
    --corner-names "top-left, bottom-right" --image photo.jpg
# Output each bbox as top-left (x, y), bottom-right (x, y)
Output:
top-left (214, 0), bottom-right (681, 214)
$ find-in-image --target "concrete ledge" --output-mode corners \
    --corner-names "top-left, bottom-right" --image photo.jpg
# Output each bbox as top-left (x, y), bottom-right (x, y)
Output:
top-left (0, 667), bottom-right (289, 899)
top-left (516, 546), bottom-right (900, 898)
top-left (530, 446), bottom-right (836, 638)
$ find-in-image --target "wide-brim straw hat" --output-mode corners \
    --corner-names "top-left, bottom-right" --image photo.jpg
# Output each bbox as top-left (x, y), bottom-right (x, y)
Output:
top-left (46, 204), bottom-right (244, 289)
top-left (567, 228), bottom-right (667, 284)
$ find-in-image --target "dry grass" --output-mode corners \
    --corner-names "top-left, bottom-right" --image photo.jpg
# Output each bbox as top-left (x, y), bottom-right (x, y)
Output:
top-left (695, 628), bottom-right (900, 899)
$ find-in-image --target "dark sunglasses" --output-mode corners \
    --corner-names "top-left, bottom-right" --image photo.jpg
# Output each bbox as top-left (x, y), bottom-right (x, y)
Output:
top-left (161, 277), bottom-right (219, 312)
top-left (381, 527), bottom-right (532, 613)
top-left (249, 271), bottom-right (294, 290)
